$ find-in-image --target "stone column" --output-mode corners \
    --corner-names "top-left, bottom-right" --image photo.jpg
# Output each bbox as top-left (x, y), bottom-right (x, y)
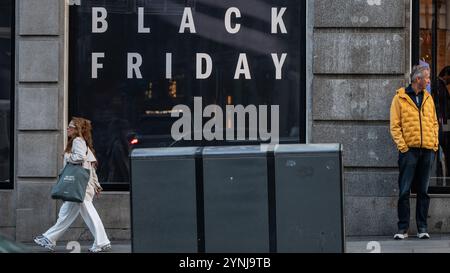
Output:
top-left (311, 0), bottom-right (408, 236)
top-left (15, 0), bottom-right (66, 242)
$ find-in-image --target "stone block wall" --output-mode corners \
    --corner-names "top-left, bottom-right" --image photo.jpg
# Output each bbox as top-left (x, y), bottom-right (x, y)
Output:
top-left (0, 0), bottom-right (131, 243)
top-left (311, 0), bottom-right (407, 236)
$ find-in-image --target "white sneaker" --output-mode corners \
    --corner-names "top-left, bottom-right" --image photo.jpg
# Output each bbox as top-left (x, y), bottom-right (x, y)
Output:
top-left (393, 232), bottom-right (408, 240)
top-left (33, 235), bottom-right (55, 251)
top-left (88, 243), bottom-right (111, 253)
top-left (417, 232), bottom-right (430, 239)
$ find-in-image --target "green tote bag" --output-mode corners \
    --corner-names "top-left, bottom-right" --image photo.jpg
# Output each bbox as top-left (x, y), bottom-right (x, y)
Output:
top-left (51, 163), bottom-right (90, 203)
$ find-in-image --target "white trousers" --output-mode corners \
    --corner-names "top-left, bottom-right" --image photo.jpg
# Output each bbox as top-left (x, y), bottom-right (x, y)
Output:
top-left (43, 200), bottom-right (110, 248)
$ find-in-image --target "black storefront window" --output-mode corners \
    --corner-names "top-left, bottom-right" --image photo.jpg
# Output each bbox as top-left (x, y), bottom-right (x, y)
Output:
top-left (69, 0), bottom-right (306, 189)
top-left (0, 0), bottom-right (13, 189)
top-left (414, 0), bottom-right (450, 193)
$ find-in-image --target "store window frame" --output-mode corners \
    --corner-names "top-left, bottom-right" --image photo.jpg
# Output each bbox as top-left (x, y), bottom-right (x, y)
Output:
top-left (0, 0), bottom-right (15, 190)
top-left (412, 0), bottom-right (450, 194)
top-left (67, 1), bottom-right (307, 191)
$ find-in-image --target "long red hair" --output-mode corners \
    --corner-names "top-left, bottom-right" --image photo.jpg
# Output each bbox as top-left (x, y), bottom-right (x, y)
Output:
top-left (64, 117), bottom-right (95, 155)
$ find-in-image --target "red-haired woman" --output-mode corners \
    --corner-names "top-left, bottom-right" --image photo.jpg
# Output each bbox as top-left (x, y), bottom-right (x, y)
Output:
top-left (34, 117), bottom-right (111, 252)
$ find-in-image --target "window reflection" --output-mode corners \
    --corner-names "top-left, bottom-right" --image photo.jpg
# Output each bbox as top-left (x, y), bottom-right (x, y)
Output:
top-left (0, 1), bottom-right (12, 184)
top-left (69, 0), bottom-right (303, 185)
top-left (420, 0), bottom-right (450, 188)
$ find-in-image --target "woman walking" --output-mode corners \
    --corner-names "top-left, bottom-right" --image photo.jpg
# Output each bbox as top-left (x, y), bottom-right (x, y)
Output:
top-left (34, 117), bottom-right (111, 252)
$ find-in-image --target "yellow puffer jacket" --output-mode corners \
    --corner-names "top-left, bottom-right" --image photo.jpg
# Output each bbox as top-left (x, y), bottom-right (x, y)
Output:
top-left (390, 87), bottom-right (438, 153)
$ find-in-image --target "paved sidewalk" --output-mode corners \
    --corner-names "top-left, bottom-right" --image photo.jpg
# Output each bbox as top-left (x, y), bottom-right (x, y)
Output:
top-left (23, 240), bottom-right (131, 253)
top-left (346, 235), bottom-right (450, 253)
top-left (20, 236), bottom-right (450, 253)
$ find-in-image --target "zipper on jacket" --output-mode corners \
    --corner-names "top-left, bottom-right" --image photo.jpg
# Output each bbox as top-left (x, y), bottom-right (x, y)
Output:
top-left (419, 95), bottom-right (430, 149)
top-left (419, 107), bottom-right (422, 149)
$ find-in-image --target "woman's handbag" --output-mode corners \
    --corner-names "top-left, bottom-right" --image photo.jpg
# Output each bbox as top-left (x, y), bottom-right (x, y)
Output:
top-left (51, 163), bottom-right (90, 203)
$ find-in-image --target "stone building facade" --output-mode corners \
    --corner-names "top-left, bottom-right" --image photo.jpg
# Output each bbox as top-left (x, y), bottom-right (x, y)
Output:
top-left (2, 0), bottom-right (446, 243)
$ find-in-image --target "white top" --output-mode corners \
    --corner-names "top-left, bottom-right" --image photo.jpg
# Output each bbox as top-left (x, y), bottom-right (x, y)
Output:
top-left (63, 137), bottom-right (97, 169)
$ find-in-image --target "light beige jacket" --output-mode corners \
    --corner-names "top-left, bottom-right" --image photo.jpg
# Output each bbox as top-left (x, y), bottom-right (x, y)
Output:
top-left (63, 137), bottom-right (102, 202)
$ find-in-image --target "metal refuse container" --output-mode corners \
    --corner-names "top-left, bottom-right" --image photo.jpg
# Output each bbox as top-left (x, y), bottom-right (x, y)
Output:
top-left (130, 144), bottom-right (344, 253)
top-left (274, 144), bottom-right (344, 253)
top-left (202, 146), bottom-right (269, 253)
top-left (130, 147), bottom-right (200, 253)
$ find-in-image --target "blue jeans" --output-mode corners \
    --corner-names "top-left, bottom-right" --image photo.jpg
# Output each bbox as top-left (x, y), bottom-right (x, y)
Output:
top-left (397, 148), bottom-right (435, 232)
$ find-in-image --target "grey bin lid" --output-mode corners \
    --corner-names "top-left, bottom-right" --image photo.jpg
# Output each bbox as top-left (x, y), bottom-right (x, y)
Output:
top-left (274, 144), bottom-right (342, 155)
top-left (130, 147), bottom-right (200, 159)
top-left (202, 145), bottom-right (266, 158)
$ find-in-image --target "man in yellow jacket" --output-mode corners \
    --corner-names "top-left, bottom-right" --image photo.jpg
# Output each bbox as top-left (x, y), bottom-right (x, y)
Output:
top-left (390, 65), bottom-right (438, 240)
